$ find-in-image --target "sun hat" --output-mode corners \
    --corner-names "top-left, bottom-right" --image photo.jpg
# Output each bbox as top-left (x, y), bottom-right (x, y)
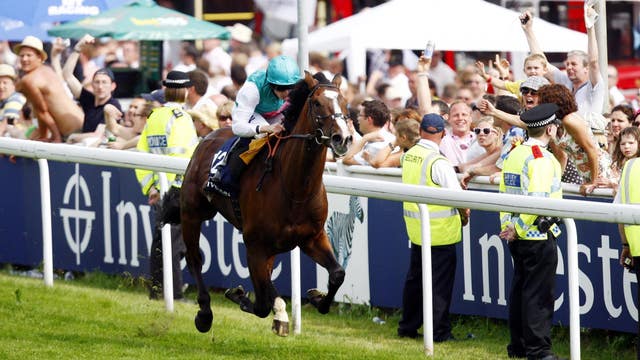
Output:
top-left (13, 35), bottom-right (48, 61)
top-left (0, 64), bottom-right (16, 80)
top-left (227, 23), bottom-right (252, 44)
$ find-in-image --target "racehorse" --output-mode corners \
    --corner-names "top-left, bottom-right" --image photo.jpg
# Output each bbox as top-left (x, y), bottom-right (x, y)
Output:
top-left (180, 71), bottom-right (352, 335)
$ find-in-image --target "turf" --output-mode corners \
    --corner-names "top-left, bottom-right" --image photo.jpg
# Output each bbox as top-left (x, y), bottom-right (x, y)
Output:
top-left (0, 271), bottom-right (636, 359)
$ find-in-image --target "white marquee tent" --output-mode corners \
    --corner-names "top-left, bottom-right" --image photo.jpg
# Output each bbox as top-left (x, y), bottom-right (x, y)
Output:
top-left (282, 0), bottom-right (588, 81)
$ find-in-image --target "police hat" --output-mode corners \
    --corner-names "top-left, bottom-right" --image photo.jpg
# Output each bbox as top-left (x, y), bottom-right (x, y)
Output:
top-left (520, 103), bottom-right (560, 128)
top-left (163, 70), bottom-right (192, 88)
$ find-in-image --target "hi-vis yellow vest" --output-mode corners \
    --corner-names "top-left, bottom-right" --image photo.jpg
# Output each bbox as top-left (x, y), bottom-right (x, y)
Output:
top-left (401, 143), bottom-right (461, 246)
top-left (135, 105), bottom-right (199, 195)
top-left (499, 143), bottom-right (562, 240)
top-left (619, 158), bottom-right (640, 256)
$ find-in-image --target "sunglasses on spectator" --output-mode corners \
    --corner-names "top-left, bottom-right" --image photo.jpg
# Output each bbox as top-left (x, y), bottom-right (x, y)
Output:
top-left (219, 115), bottom-right (232, 121)
top-left (474, 127), bottom-right (496, 135)
top-left (272, 84), bottom-right (295, 92)
top-left (521, 88), bottom-right (537, 96)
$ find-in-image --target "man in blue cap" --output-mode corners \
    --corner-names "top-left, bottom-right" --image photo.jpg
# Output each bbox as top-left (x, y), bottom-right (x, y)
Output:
top-left (499, 103), bottom-right (564, 360)
top-left (398, 113), bottom-right (470, 341)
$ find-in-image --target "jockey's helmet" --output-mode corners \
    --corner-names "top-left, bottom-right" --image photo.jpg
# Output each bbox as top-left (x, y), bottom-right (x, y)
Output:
top-left (266, 55), bottom-right (301, 86)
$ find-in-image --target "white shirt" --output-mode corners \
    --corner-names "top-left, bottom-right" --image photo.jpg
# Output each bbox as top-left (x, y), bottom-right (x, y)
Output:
top-left (231, 81), bottom-right (262, 137)
top-left (610, 86), bottom-right (626, 107)
top-left (353, 128), bottom-right (396, 166)
top-left (554, 71), bottom-right (606, 117)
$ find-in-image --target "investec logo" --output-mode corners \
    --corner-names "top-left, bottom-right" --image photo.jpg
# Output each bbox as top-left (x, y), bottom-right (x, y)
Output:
top-left (59, 169), bottom-right (95, 265)
top-left (56, 168), bottom-right (281, 280)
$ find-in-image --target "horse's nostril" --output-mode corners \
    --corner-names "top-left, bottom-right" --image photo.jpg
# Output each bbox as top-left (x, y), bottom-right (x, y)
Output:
top-left (331, 134), bottom-right (343, 144)
top-left (344, 135), bottom-right (353, 145)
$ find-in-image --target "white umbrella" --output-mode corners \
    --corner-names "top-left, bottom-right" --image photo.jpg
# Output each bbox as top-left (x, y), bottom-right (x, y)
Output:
top-left (283, 0), bottom-right (587, 81)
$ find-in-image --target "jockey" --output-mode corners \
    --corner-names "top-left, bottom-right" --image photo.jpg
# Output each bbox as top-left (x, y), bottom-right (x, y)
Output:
top-left (210, 55), bottom-right (302, 187)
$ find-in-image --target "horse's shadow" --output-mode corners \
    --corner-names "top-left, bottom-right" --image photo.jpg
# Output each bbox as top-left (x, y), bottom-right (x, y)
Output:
top-left (180, 71), bottom-right (352, 336)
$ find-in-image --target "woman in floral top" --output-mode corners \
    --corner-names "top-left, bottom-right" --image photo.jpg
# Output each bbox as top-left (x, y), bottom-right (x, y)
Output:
top-left (537, 84), bottom-right (613, 195)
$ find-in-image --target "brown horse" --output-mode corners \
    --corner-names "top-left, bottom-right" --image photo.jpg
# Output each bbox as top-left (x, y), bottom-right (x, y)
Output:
top-left (180, 71), bottom-right (352, 334)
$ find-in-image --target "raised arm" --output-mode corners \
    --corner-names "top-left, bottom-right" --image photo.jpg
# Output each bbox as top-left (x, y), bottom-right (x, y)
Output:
top-left (476, 59), bottom-right (507, 91)
top-left (521, 11), bottom-right (543, 55)
top-left (585, 4), bottom-right (601, 86)
top-left (520, 10), bottom-right (557, 81)
top-left (50, 38), bottom-right (66, 81)
top-left (477, 98), bottom-right (526, 128)
top-left (416, 55), bottom-right (432, 116)
top-left (62, 34), bottom-right (95, 99)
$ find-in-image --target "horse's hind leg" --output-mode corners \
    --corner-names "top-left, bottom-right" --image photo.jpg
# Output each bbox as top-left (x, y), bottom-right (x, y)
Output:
top-left (182, 216), bottom-right (213, 333)
top-left (301, 232), bottom-right (345, 314)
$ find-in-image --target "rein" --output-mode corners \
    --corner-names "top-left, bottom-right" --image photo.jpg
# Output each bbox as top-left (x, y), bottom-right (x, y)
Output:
top-left (255, 82), bottom-right (340, 197)
top-left (264, 82), bottom-right (343, 159)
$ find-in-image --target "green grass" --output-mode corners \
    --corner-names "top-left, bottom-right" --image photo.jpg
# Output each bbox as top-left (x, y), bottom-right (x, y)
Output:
top-left (0, 271), bottom-right (636, 359)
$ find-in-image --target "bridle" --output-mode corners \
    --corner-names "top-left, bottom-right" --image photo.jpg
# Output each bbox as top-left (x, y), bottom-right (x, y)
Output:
top-left (304, 83), bottom-right (348, 146)
top-left (268, 82), bottom-right (348, 154)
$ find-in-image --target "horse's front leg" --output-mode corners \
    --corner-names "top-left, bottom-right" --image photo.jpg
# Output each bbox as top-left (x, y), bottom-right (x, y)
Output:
top-left (225, 251), bottom-right (286, 334)
top-left (225, 251), bottom-right (278, 317)
top-left (182, 216), bottom-right (213, 333)
top-left (302, 232), bottom-right (345, 314)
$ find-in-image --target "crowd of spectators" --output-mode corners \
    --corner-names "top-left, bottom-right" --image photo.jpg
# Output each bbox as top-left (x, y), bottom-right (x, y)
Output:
top-left (0, 3), bottom-right (634, 199)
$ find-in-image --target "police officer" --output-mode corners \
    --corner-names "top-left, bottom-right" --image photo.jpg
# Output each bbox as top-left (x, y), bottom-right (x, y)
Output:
top-left (398, 113), bottom-right (470, 341)
top-left (135, 70), bottom-right (199, 300)
top-left (209, 55), bottom-right (301, 189)
top-left (615, 155), bottom-right (640, 359)
top-left (499, 103), bottom-right (564, 360)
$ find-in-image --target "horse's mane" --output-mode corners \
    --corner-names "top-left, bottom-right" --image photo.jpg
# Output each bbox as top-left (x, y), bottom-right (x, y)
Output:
top-left (282, 72), bottom-right (331, 132)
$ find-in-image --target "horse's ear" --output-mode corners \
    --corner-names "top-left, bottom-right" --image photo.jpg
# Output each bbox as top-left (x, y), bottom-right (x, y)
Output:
top-left (331, 74), bottom-right (342, 89)
top-left (304, 70), bottom-right (317, 89)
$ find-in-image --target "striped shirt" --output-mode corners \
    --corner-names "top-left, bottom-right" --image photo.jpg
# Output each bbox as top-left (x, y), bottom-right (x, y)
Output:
top-left (0, 92), bottom-right (26, 121)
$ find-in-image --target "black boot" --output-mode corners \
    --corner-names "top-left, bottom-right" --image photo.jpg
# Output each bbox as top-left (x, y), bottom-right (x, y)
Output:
top-left (227, 139), bottom-right (250, 184)
top-left (207, 137), bottom-right (251, 197)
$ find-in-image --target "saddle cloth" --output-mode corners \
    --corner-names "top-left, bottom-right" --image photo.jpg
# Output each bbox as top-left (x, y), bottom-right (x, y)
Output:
top-left (204, 137), bottom-right (239, 198)
top-left (204, 136), bottom-right (270, 198)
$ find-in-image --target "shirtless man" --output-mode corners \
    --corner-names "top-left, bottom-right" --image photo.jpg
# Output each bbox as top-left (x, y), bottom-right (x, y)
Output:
top-left (14, 36), bottom-right (83, 142)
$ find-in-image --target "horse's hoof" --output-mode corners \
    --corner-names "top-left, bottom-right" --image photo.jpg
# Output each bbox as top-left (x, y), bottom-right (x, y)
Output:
top-left (224, 285), bottom-right (245, 304)
top-left (272, 319), bottom-right (289, 337)
top-left (195, 311), bottom-right (213, 333)
top-left (306, 288), bottom-right (326, 308)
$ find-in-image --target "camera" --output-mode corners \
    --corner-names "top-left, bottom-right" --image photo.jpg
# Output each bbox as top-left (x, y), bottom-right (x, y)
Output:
top-left (520, 14), bottom-right (530, 25)
top-left (535, 216), bottom-right (560, 233)
top-left (624, 257), bottom-right (636, 273)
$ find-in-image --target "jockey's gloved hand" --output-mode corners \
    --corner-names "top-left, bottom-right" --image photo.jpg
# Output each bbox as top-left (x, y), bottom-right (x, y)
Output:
top-left (263, 123), bottom-right (284, 134)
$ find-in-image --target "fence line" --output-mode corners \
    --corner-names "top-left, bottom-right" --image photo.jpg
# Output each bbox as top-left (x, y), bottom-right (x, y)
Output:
top-left (2, 137), bottom-right (640, 359)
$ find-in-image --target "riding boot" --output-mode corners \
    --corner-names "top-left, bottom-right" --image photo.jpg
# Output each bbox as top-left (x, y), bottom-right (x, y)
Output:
top-left (227, 137), bottom-right (251, 183)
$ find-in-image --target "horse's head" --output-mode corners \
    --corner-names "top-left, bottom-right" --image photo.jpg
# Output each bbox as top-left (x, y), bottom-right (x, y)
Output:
top-left (302, 71), bottom-right (352, 156)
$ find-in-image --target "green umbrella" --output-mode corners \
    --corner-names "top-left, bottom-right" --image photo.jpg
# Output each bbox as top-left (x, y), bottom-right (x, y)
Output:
top-left (47, 0), bottom-right (230, 40)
